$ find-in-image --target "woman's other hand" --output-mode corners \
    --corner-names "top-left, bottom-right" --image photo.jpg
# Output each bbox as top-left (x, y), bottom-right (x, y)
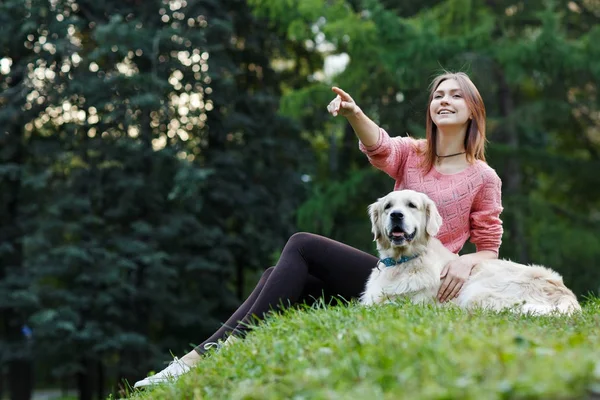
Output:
top-left (437, 256), bottom-right (475, 303)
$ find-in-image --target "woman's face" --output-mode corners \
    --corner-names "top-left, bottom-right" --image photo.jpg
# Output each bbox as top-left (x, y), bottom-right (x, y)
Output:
top-left (429, 79), bottom-right (471, 130)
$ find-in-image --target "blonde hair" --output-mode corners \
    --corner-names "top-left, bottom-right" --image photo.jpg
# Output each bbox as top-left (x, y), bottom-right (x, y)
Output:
top-left (419, 71), bottom-right (487, 172)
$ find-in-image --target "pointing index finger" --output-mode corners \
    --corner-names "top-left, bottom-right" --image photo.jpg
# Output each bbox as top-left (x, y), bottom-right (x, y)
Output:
top-left (332, 86), bottom-right (352, 101)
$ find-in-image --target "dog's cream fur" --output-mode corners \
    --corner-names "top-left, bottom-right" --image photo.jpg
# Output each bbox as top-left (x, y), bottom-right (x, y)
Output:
top-left (360, 190), bottom-right (581, 315)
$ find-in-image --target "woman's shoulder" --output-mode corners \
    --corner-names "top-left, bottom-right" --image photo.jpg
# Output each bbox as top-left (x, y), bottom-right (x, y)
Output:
top-left (473, 160), bottom-right (502, 186)
top-left (392, 135), bottom-right (426, 153)
top-left (384, 134), bottom-right (426, 161)
top-left (391, 134), bottom-right (423, 144)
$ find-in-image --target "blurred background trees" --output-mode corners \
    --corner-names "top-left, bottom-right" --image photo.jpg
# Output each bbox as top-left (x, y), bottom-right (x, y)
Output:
top-left (0, 0), bottom-right (597, 398)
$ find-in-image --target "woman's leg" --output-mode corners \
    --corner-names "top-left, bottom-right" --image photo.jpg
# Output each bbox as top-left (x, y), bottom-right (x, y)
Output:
top-left (181, 265), bottom-right (326, 364)
top-left (134, 233), bottom-right (375, 387)
top-left (188, 232), bottom-right (375, 358)
top-left (193, 267), bottom-right (276, 353)
top-left (228, 232), bottom-right (377, 337)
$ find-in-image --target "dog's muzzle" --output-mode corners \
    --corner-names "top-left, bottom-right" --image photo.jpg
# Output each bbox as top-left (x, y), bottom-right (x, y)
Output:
top-left (388, 213), bottom-right (416, 245)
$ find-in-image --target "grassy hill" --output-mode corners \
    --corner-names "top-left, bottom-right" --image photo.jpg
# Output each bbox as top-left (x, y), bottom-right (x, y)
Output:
top-left (126, 297), bottom-right (600, 399)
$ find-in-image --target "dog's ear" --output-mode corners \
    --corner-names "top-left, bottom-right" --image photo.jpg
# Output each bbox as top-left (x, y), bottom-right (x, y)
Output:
top-left (425, 197), bottom-right (443, 237)
top-left (368, 200), bottom-right (382, 241)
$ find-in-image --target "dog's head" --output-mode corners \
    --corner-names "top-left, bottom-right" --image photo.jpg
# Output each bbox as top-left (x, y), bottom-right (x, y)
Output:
top-left (368, 190), bottom-right (443, 254)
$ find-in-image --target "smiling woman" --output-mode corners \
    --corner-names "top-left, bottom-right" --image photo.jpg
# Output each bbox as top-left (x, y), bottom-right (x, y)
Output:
top-left (329, 70), bottom-right (502, 301)
top-left (425, 73), bottom-right (487, 173)
top-left (134, 71), bottom-right (505, 389)
top-left (326, 73), bottom-right (501, 242)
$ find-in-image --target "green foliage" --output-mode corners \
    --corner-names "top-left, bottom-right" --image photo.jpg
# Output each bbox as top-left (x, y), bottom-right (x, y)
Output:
top-left (131, 298), bottom-right (600, 399)
top-left (251, 0), bottom-right (600, 295)
top-left (0, 0), bottom-right (309, 397)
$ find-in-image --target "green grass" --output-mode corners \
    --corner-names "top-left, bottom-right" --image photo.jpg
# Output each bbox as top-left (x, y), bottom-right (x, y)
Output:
top-left (127, 297), bottom-right (600, 400)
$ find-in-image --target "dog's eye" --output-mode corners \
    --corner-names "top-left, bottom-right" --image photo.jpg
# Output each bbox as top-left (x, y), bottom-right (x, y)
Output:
top-left (408, 202), bottom-right (417, 209)
top-left (384, 203), bottom-right (392, 210)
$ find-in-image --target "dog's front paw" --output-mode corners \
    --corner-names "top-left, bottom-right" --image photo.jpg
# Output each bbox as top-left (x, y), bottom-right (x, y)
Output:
top-left (359, 295), bottom-right (375, 306)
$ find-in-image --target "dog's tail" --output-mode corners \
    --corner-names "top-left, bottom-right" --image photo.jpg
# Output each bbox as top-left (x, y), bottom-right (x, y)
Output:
top-left (554, 294), bottom-right (582, 315)
top-left (546, 277), bottom-right (582, 315)
top-left (522, 277), bottom-right (582, 315)
top-left (521, 299), bottom-right (580, 316)
top-left (519, 273), bottom-right (581, 316)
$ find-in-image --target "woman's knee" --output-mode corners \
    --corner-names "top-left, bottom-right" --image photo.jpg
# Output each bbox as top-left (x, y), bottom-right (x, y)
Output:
top-left (286, 232), bottom-right (320, 251)
top-left (260, 266), bottom-right (275, 281)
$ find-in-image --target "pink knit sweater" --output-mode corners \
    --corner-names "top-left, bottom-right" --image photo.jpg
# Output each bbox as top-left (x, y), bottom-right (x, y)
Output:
top-left (360, 128), bottom-right (503, 254)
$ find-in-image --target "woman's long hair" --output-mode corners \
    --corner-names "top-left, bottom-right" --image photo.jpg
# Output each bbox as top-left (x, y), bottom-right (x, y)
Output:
top-left (419, 71), bottom-right (487, 172)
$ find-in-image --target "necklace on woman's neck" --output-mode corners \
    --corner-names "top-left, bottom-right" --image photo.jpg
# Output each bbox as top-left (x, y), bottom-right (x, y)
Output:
top-left (436, 151), bottom-right (466, 158)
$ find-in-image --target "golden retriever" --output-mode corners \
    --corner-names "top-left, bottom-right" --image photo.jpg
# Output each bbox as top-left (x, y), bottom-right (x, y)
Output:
top-left (360, 190), bottom-right (581, 315)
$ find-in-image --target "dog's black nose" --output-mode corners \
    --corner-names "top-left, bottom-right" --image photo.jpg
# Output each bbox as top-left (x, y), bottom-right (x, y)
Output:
top-left (390, 211), bottom-right (404, 220)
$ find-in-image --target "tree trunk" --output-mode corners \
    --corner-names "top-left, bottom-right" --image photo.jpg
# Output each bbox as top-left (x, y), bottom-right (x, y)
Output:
top-left (339, 123), bottom-right (356, 177)
top-left (329, 129), bottom-right (339, 178)
top-left (76, 358), bottom-right (93, 400)
top-left (495, 66), bottom-right (528, 262)
top-left (0, 109), bottom-right (33, 400)
top-left (0, 51), bottom-right (35, 400)
top-left (96, 361), bottom-right (104, 400)
top-left (7, 359), bottom-right (33, 400)
top-left (115, 108), bottom-right (153, 391)
top-left (236, 263), bottom-right (244, 300)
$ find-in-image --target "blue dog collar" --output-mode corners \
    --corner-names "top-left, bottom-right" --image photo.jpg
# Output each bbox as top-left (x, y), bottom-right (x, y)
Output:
top-left (379, 254), bottom-right (420, 267)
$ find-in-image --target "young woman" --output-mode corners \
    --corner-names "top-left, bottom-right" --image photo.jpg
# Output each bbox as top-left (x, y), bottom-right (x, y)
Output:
top-left (134, 71), bottom-right (503, 388)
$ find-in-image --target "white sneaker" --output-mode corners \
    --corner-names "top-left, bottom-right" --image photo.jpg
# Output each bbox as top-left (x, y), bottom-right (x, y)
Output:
top-left (133, 357), bottom-right (191, 388)
top-left (223, 335), bottom-right (239, 347)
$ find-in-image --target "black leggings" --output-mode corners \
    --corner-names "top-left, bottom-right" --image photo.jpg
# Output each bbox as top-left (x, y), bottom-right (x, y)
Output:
top-left (194, 232), bottom-right (377, 354)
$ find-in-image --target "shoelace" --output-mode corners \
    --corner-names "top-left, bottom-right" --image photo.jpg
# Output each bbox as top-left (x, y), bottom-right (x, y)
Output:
top-left (203, 341), bottom-right (222, 351)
